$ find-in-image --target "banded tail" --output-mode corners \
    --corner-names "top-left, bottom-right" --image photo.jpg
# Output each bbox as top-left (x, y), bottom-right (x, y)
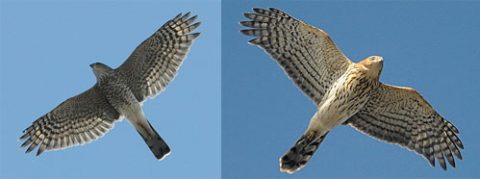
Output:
top-left (280, 131), bottom-right (329, 174)
top-left (135, 120), bottom-right (171, 160)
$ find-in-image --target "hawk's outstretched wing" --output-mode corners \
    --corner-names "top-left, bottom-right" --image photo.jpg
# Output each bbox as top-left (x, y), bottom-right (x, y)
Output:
top-left (20, 86), bottom-right (121, 156)
top-left (346, 84), bottom-right (463, 170)
top-left (116, 12), bottom-right (201, 102)
top-left (240, 8), bottom-right (352, 104)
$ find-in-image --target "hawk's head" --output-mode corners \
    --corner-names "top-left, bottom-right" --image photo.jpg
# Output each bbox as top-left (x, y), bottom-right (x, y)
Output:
top-left (90, 62), bottom-right (113, 80)
top-left (358, 56), bottom-right (383, 80)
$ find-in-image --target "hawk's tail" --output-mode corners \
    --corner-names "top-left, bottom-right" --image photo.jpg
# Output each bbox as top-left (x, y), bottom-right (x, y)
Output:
top-left (280, 131), bottom-right (329, 174)
top-left (135, 120), bottom-right (171, 160)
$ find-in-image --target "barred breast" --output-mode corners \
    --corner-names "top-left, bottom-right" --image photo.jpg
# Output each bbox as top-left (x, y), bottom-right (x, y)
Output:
top-left (97, 72), bottom-right (140, 114)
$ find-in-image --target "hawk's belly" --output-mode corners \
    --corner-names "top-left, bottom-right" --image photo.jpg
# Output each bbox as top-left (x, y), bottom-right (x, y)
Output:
top-left (99, 75), bottom-right (140, 115)
top-left (309, 68), bottom-right (375, 132)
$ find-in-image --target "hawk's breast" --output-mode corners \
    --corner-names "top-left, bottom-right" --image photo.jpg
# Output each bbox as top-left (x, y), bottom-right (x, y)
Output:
top-left (316, 67), bottom-right (377, 128)
top-left (98, 72), bottom-right (139, 114)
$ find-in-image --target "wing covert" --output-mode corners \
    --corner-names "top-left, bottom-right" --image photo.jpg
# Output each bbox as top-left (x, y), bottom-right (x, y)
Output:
top-left (116, 12), bottom-right (201, 102)
top-left (240, 8), bottom-right (352, 104)
top-left (20, 86), bottom-right (121, 156)
top-left (346, 84), bottom-right (463, 170)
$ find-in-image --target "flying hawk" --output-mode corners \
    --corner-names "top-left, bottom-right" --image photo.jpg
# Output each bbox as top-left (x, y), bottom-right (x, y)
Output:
top-left (241, 8), bottom-right (463, 173)
top-left (20, 12), bottom-right (200, 160)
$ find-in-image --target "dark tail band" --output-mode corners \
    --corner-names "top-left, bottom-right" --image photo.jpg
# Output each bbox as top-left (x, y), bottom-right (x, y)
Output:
top-left (137, 121), bottom-right (171, 160)
top-left (280, 131), bottom-right (329, 174)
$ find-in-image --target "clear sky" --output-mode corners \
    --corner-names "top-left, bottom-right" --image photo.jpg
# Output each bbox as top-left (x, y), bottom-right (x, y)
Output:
top-left (0, 0), bottom-right (220, 178)
top-left (223, 0), bottom-right (480, 178)
top-left (2, 0), bottom-right (480, 179)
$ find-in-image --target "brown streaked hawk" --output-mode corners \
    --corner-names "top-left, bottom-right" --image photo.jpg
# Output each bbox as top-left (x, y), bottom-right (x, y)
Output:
top-left (241, 8), bottom-right (463, 173)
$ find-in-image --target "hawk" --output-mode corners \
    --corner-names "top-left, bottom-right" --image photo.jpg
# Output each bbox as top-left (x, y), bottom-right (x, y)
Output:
top-left (20, 12), bottom-right (200, 160)
top-left (241, 8), bottom-right (463, 173)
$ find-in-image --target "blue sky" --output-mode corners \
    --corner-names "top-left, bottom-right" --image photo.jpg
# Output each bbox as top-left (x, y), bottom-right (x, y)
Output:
top-left (2, 0), bottom-right (480, 178)
top-left (223, 1), bottom-right (480, 178)
top-left (0, 0), bottom-right (220, 178)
